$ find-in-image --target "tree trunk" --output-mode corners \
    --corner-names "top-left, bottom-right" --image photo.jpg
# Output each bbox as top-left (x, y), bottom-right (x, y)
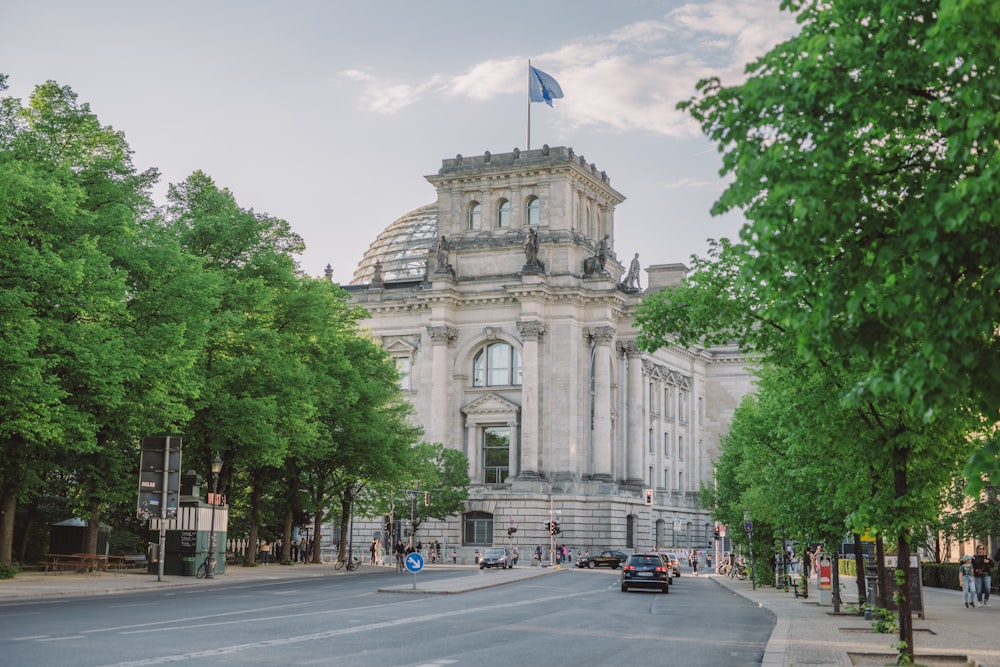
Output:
top-left (853, 533), bottom-right (866, 606)
top-left (311, 509), bottom-right (323, 564)
top-left (85, 496), bottom-right (101, 555)
top-left (246, 482), bottom-right (263, 566)
top-left (894, 444), bottom-right (915, 664)
top-left (875, 537), bottom-right (888, 609)
top-left (16, 500), bottom-right (38, 564)
top-left (281, 504), bottom-right (293, 563)
top-left (0, 485), bottom-right (17, 566)
top-left (896, 533), bottom-right (915, 664)
top-left (338, 493), bottom-right (352, 562)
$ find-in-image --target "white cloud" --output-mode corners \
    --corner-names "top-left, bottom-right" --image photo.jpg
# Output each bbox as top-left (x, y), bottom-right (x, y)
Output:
top-left (341, 2), bottom-right (797, 136)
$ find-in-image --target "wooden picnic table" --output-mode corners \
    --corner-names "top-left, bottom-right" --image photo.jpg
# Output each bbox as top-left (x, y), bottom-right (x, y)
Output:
top-left (41, 553), bottom-right (111, 575)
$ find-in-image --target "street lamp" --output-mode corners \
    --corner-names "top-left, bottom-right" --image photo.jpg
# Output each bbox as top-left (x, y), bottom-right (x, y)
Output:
top-left (206, 455), bottom-right (223, 579)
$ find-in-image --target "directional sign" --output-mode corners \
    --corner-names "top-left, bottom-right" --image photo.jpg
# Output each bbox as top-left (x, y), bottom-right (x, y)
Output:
top-left (404, 552), bottom-right (424, 573)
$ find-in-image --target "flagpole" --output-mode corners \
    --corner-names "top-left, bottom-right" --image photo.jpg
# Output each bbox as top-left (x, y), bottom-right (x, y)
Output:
top-left (527, 60), bottom-right (531, 150)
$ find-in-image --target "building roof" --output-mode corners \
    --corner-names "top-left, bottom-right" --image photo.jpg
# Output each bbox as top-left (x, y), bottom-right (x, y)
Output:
top-left (350, 203), bottom-right (437, 285)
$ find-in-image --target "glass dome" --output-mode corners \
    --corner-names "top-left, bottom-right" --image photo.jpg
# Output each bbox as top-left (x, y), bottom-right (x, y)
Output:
top-left (350, 203), bottom-right (437, 285)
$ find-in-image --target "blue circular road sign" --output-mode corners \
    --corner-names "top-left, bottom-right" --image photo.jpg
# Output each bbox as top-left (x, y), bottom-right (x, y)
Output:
top-left (404, 552), bottom-right (424, 573)
top-left (744, 521), bottom-right (753, 532)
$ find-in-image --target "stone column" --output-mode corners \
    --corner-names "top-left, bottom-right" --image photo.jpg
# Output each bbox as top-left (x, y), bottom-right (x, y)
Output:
top-left (516, 321), bottom-right (545, 479)
top-left (465, 418), bottom-right (478, 482)
top-left (588, 326), bottom-right (615, 481)
top-left (427, 325), bottom-right (457, 446)
top-left (622, 340), bottom-right (645, 485)
top-left (507, 419), bottom-right (520, 480)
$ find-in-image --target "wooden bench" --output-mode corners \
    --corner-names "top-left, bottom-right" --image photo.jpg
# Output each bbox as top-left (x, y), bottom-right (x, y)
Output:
top-left (42, 554), bottom-right (108, 575)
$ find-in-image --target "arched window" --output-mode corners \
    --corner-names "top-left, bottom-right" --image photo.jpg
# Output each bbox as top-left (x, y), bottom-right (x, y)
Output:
top-left (496, 199), bottom-right (510, 227)
top-left (463, 511), bottom-right (493, 546)
top-left (468, 201), bottom-right (482, 230)
top-left (525, 197), bottom-right (540, 225)
top-left (472, 342), bottom-right (522, 387)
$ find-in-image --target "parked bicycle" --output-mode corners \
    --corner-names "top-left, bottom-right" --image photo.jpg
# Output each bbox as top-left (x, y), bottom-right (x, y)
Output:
top-left (334, 551), bottom-right (362, 571)
top-left (196, 557), bottom-right (211, 579)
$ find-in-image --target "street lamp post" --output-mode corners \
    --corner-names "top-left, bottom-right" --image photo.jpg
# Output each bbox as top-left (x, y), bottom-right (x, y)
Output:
top-left (206, 455), bottom-right (223, 580)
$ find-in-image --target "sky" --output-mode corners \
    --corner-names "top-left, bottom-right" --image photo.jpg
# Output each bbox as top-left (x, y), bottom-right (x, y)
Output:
top-left (1, 1), bottom-right (799, 283)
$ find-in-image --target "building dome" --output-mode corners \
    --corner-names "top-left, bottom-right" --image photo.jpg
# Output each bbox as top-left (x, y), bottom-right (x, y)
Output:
top-left (350, 203), bottom-right (437, 285)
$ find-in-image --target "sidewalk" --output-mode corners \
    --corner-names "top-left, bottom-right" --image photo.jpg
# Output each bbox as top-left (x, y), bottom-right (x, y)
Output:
top-left (0, 561), bottom-right (555, 602)
top-left (712, 573), bottom-right (1000, 667)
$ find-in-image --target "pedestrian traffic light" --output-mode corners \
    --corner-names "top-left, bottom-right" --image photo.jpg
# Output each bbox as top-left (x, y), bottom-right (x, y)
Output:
top-left (551, 521), bottom-right (561, 535)
top-left (713, 527), bottom-right (720, 540)
top-left (507, 526), bottom-right (517, 536)
top-left (644, 488), bottom-right (653, 505)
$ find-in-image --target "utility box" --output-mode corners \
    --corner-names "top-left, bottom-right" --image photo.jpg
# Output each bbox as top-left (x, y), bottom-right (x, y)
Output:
top-left (148, 502), bottom-right (228, 576)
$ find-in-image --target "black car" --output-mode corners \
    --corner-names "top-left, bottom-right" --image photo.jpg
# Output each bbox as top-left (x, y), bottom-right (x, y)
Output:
top-left (479, 547), bottom-right (512, 569)
top-left (576, 550), bottom-right (629, 569)
top-left (621, 553), bottom-right (670, 593)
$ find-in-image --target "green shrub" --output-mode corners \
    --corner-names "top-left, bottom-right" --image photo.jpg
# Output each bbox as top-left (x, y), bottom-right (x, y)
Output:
top-left (0, 562), bottom-right (22, 579)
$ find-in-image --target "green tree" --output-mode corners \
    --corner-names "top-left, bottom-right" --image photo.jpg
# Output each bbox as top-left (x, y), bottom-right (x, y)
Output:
top-left (678, 0), bottom-right (1000, 484)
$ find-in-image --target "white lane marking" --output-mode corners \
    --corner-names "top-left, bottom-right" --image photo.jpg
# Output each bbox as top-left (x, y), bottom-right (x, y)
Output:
top-left (96, 589), bottom-right (592, 666)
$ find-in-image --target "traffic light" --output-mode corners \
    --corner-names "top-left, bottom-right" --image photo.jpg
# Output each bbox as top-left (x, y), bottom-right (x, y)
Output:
top-left (383, 517), bottom-right (392, 534)
top-left (507, 526), bottom-right (517, 536)
top-left (551, 521), bottom-right (561, 535)
top-left (644, 488), bottom-right (653, 505)
top-left (713, 527), bottom-right (720, 541)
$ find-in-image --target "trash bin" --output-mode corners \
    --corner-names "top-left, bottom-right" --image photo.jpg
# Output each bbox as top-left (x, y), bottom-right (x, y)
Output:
top-left (182, 557), bottom-right (196, 576)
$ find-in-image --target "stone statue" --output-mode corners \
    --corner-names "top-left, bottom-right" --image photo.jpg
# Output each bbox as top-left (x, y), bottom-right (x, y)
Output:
top-left (523, 228), bottom-right (539, 265)
top-left (597, 234), bottom-right (609, 271)
top-left (624, 252), bottom-right (641, 289)
top-left (372, 259), bottom-right (382, 286)
top-left (436, 235), bottom-right (450, 271)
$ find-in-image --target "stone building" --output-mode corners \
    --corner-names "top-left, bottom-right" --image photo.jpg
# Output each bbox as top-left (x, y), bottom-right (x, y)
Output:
top-left (340, 146), bottom-right (753, 561)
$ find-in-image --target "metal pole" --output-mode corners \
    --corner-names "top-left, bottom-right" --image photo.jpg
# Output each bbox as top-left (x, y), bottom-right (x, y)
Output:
top-left (206, 455), bottom-right (221, 579)
top-left (157, 437), bottom-right (171, 582)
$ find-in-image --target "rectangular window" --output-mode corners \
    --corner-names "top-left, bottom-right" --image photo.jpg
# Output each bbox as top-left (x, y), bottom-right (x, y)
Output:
top-left (648, 466), bottom-right (654, 489)
top-left (678, 435), bottom-right (684, 461)
top-left (483, 426), bottom-right (510, 484)
top-left (649, 427), bottom-right (654, 453)
top-left (487, 345), bottom-right (510, 386)
top-left (395, 356), bottom-right (411, 391)
top-left (663, 432), bottom-right (669, 456)
top-left (698, 396), bottom-right (704, 426)
top-left (663, 468), bottom-right (670, 489)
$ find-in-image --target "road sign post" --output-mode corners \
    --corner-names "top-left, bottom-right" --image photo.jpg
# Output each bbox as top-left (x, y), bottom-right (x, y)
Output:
top-left (404, 552), bottom-right (424, 590)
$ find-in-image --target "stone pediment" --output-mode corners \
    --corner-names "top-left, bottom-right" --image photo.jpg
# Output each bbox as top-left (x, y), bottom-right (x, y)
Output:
top-left (461, 392), bottom-right (521, 417)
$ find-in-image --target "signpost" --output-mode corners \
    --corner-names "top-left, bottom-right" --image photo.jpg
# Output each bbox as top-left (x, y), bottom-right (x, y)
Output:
top-left (404, 551), bottom-right (424, 590)
top-left (138, 436), bottom-right (182, 582)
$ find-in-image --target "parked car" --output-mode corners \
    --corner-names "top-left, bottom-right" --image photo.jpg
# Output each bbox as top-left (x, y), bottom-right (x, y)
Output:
top-left (621, 553), bottom-right (670, 593)
top-left (663, 552), bottom-right (681, 577)
top-left (576, 550), bottom-right (629, 569)
top-left (479, 547), bottom-right (512, 569)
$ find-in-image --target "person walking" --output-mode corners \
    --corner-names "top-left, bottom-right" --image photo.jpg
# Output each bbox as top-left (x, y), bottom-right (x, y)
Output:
top-left (971, 545), bottom-right (994, 607)
top-left (960, 555), bottom-right (976, 608)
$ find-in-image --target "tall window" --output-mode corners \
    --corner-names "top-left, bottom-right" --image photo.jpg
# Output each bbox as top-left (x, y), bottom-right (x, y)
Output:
top-left (663, 467), bottom-right (670, 489)
top-left (526, 197), bottom-right (540, 225)
top-left (463, 511), bottom-right (493, 546)
top-left (395, 356), bottom-right (411, 391)
top-left (472, 342), bottom-right (522, 387)
top-left (468, 201), bottom-right (482, 230)
top-left (497, 199), bottom-right (510, 228)
top-left (483, 427), bottom-right (510, 484)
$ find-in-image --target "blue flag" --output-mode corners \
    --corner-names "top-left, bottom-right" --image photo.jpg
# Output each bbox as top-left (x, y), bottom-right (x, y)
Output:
top-left (529, 66), bottom-right (564, 106)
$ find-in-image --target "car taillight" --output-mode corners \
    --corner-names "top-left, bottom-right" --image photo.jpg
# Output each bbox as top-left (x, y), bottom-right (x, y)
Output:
top-left (655, 566), bottom-right (666, 572)
top-left (624, 565), bottom-right (634, 573)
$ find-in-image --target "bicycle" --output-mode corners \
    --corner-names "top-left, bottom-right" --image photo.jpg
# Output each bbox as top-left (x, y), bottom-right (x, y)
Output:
top-left (196, 557), bottom-right (211, 579)
top-left (334, 552), bottom-right (362, 571)
top-left (730, 562), bottom-right (748, 580)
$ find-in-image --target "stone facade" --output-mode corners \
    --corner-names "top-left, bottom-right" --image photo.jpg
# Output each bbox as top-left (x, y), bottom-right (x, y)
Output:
top-left (340, 146), bottom-right (754, 562)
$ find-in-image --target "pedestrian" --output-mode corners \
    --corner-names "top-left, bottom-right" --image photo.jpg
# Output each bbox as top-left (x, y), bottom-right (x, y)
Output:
top-left (299, 537), bottom-right (308, 563)
top-left (512, 546), bottom-right (519, 565)
top-left (451, 548), bottom-right (457, 564)
top-left (707, 552), bottom-right (713, 570)
top-left (971, 544), bottom-right (994, 607)
top-left (803, 547), bottom-right (813, 579)
top-left (370, 538), bottom-right (378, 565)
top-left (260, 539), bottom-right (271, 566)
top-left (474, 549), bottom-right (480, 564)
top-left (290, 539), bottom-right (298, 563)
top-left (960, 555), bottom-right (976, 608)
top-left (692, 550), bottom-right (699, 576)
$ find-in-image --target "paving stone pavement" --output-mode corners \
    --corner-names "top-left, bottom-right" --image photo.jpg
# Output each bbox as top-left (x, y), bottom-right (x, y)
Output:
top-left (712, 572), bottom-right (1000, 667)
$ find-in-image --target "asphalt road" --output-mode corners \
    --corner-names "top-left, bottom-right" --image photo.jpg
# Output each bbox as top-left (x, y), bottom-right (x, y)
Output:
top-left (1, 567), bottom-right (773, 666)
